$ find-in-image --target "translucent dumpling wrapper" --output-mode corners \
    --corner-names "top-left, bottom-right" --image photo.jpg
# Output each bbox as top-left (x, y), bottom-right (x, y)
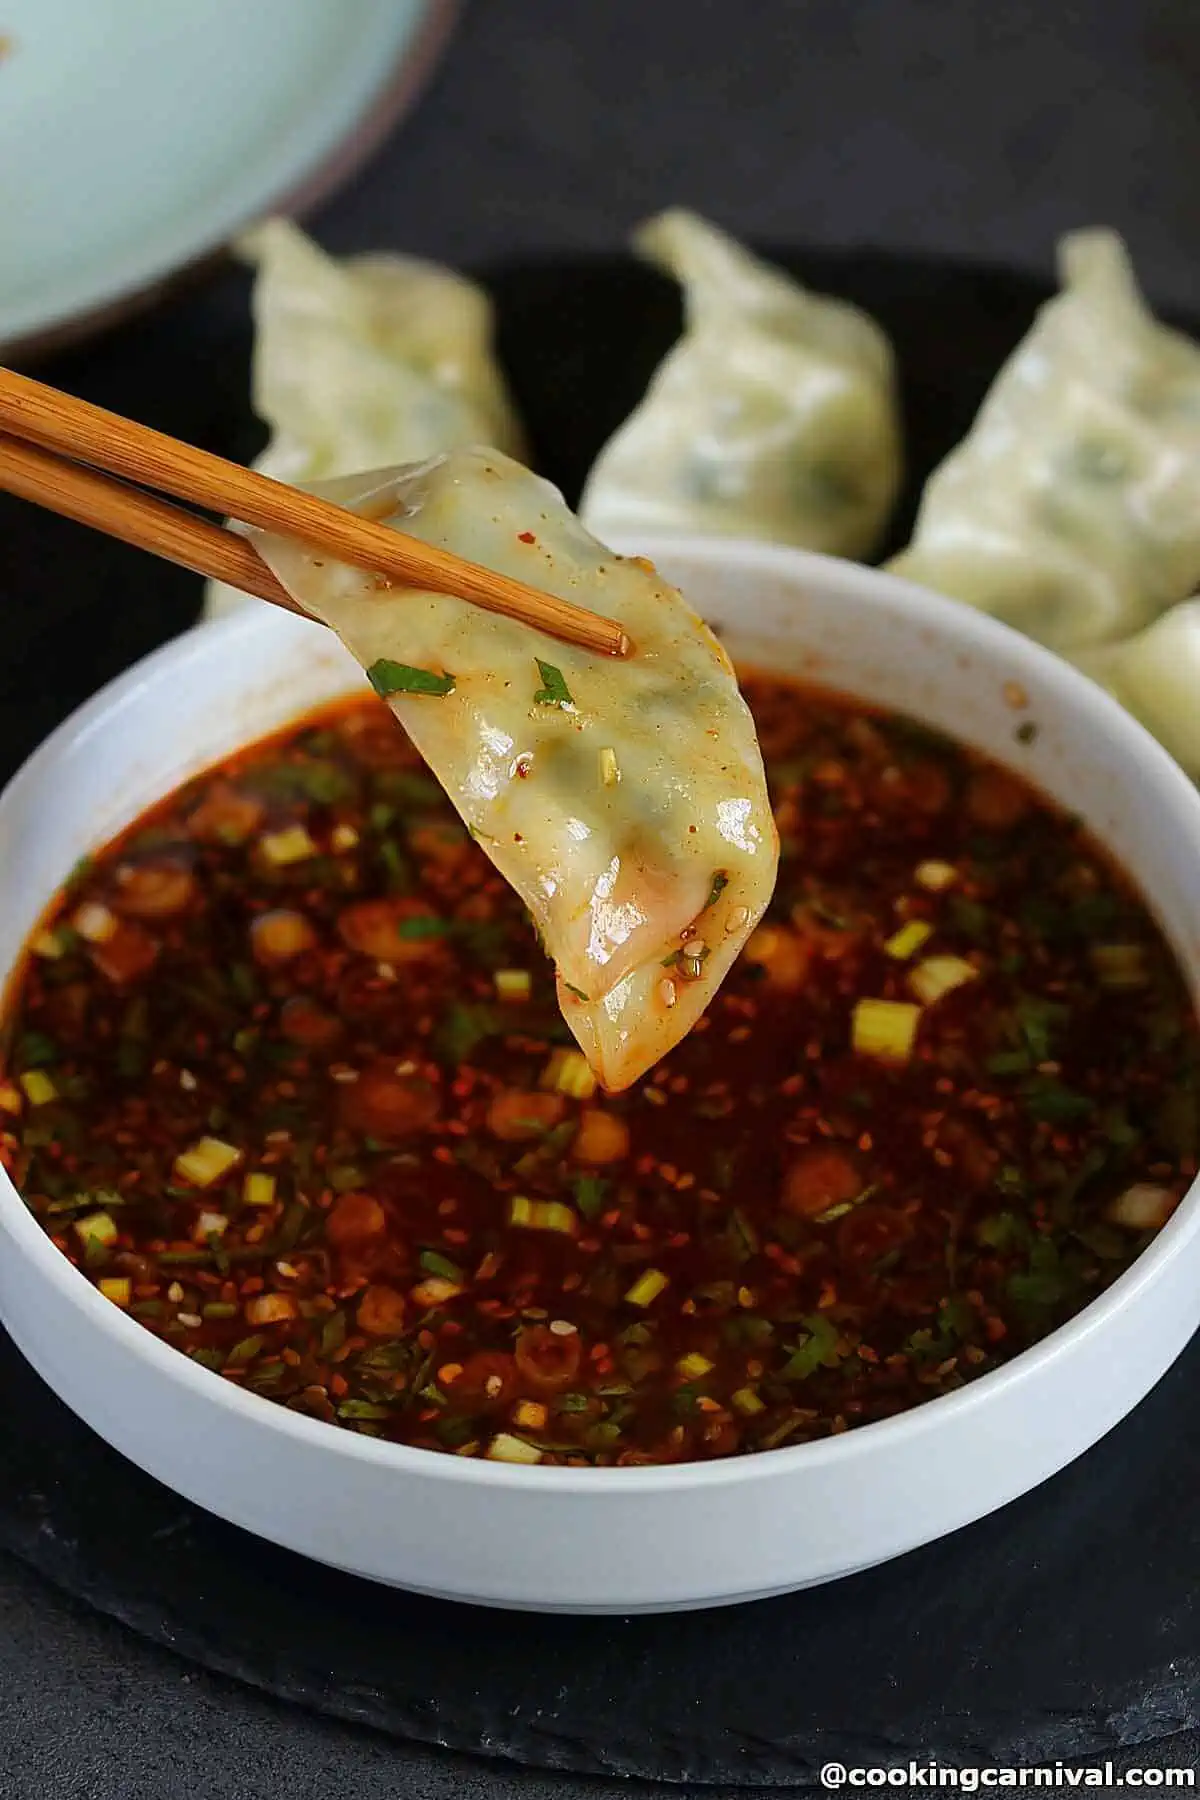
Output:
top-left (203, 218), bottom-right (524, 620)
top-left (889, 230), bottom-right (1200, 652)
top-left (1073, 600), bottom-right (1200, 780)
top-left (248, 446), bottom-right (779, 1090)
top-left (578, 208), bottom-right (902, 559)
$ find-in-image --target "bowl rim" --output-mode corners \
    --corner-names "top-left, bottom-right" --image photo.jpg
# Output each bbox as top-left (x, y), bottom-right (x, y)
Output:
top-left (5, 532), bottom-right (1200, 1496)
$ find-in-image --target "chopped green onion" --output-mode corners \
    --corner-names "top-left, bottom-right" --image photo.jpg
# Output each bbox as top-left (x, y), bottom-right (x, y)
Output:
top-left (947, 896), bottom-right (989, 942)
top-left (173, 1136), bottom-right (241, 1188)
top-left (329, 1163), bottom-right (365, 1193)
top-left (780, 1313), bottom-right (843, 1379)
top-left (1106, 1183), bottom-right (1175, 1230)
top-left (624, 1268), bottom-right (669, 1308)
top-left (259, 825), bottom-right (317, 867)
top-left (419, 1248), bottom-right (465, 1281)
top-left (74, 1210), bottom-right (118, 1250)
top-left (19, 1069), bottom-right (57, 1106)
top-left (914, 860), bottom-right (957, 892)
top-left (908, 955), bottom-right (978, 1006)
top-left (367, 660), bottom-right (455, 699)
top-left (540, 1047), bottom-right (597, 1099)
top-left (242, 1172), bottom-right (276, 1208)
top-left (1090, 943), bottom-right (1148, 989)
top-left (72, 901), bottom-right (118, 943)
top-left (573, 1175), bottom-right (608, 1221)
top-left (704, 871), bottom-right (730, 910)
top-left (1021, 1079), bottom-right (1093, 1123)
top-left (320, 1310), bottom-right (347, 1355)
top-left (394, 915), bottom-right (451, 940)
top-left (338, 1399), bottom-right (393, 1421)
top-left (883, 920), bottom-right (933, 961)
top-left (731, 1385), bottom-right (765, 1416)
top-left (851, 997), bottom-right (920, 1064)
top-left (1014, 995), bottom-right (1069, 1061)
top-left (274, 1199), bottom-right (310, 1251)
top-left (494, 969), bottom-right (532, 1003)
top-left (435, 1002), bottom-right (502, 1063)
top-left (508, 1196), bottom-right (579, 1236)
top-left (729, 1207), bottom-right (759, 1259)
top-left (487, 1432), bottom-right (543, 1464)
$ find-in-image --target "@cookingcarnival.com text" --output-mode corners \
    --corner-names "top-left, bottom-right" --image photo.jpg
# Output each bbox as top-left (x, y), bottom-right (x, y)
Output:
top-left (818, 1762), bottom-right (1195, 1790)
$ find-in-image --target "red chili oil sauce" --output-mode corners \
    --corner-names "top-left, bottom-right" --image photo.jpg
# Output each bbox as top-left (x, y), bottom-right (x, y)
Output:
top-left (1, 678), bottom-right (1195, 1466)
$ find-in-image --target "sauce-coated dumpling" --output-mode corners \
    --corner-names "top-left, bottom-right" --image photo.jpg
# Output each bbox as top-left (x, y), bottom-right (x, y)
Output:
top-left (579, 209), bottom-right (903, 559)
top-left (249, 447), bottom-right (779, 1090)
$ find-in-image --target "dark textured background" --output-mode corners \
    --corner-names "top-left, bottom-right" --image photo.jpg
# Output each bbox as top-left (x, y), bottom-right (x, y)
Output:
top-left (6, 0), bottom-right (1200, 1792)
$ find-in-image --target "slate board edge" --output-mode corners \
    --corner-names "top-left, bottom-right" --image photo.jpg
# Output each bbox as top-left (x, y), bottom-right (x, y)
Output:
top-left (1, 1505), bottom-right (1195, 1788)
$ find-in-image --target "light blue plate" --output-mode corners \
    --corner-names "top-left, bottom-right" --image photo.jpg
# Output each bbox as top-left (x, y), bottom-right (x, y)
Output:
top-left (0, 0), bottom-right (457, 352)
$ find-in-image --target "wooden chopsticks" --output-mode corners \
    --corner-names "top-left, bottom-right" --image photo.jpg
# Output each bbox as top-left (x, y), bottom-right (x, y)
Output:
top-left (0, 367), bottom-right (631, 660)
top-left (0, 435), bottom-right (310, 617)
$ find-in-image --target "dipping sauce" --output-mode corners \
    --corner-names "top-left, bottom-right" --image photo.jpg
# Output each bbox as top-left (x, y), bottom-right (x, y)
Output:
top-left (2, 680), bottom-right (1196, 1466)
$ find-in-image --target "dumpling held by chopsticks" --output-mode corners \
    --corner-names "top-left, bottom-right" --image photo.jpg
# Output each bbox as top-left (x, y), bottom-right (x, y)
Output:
top-left (249, 447), bottom-right (779, 1090)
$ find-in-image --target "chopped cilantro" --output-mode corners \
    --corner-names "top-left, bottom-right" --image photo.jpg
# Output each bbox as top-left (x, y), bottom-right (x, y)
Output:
top-left (532, 660), bottom-right (575, 709)
top-left (367, 660), bottom-right (455, 699)
top-left (395, 916), bottom-right (451, 940)
top-left (780, 1314), bottom-right (842, 1380)
top-left (573, 1175), bottom-right (609, 1221)
top-left (419, 1249), bottom-right (464, 1282)
top-left (436, 1003), bottom-right (502, 1063)
top-left (1021, 1079), bottom-right (1094, 1124)
top-left (705, 871), bottom-right (730, 910)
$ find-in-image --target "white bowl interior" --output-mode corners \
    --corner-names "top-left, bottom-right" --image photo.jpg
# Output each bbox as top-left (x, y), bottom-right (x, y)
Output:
top-left (1, 537), bottom-right (1199, 1612)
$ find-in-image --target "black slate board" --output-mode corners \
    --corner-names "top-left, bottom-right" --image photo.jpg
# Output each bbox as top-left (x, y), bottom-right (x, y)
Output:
top-left (3, 248), bottom-right (1199, 1788)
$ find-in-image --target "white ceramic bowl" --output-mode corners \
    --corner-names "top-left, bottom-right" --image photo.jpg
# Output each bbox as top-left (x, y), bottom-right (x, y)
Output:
top-left (3, 538), bottom-right (1200, 1614)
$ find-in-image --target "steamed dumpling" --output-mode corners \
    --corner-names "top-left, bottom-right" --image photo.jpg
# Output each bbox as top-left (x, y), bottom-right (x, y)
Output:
top-left (248, 447), bottom-right (779, 1091)
top-left (1074, 601), bottom-right (1200, 779)
top-left (889, 231), bottom-right (1200, 652)
top-left (578, 209), bottom-right (902, 558)
top-left (203, 219), bottom-right (524, 619)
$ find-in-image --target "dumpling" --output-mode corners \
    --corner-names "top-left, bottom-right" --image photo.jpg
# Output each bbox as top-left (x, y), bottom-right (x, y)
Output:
top-left (578, 208), bottom-right (902, 558)
top-left (203, 218), bottom-right (524, 620)
top-left (1073, 601), bottom-right (1200, 779)
top-left (248, 446), bottom-right (779, 1090)
top-left (889, 230), bottom-right (1200, 652)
